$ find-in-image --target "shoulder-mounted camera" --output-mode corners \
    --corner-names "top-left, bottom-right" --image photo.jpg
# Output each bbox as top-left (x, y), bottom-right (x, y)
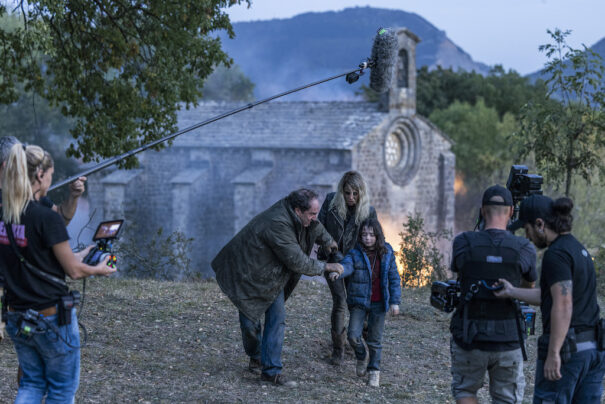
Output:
top-left (430, 279), bottom-right (460, 313)
top-left (506, 165), bottom-right (543, 208)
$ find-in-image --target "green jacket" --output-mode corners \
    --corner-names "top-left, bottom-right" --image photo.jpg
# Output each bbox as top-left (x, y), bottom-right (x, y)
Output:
top-left (211, 198), bottom-right (335, 322)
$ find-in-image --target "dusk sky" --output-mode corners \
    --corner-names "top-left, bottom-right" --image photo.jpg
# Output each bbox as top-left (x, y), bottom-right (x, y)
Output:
top-left (226, 0), bottom-right (605, 75)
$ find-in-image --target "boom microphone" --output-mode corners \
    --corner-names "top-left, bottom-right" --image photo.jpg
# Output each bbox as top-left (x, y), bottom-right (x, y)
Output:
top-left (369, 28), bottom-right (399, 94)
top-left (50, 28), bottom-right (401, 191)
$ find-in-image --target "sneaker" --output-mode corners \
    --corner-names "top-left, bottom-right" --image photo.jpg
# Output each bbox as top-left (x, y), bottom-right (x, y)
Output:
top-left (356, 350), bottom-right (369, 377)
top-left (248, 358), bottom-right (262, 374)
top-left (368, 370), bottom-right (380, 387)
top-left (260, 373), bottom-right (298, 387)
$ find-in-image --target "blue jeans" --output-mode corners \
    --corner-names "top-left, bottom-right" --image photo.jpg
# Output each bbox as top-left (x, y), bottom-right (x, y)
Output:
top-left (348, 302), bottom-right (386, 371)
top-left (6, 308), bottom-right (80, 404)
top-left (239, 290), bottom-right (285, 377)
top-left (533, 348), bottom-right (605, 403)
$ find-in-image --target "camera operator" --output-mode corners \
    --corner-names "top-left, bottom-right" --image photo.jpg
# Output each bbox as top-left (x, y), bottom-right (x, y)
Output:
top-left (495, 195), bottom-right (605, 403)
top-left (450, 185), bottom-right (537, 404)
top-left (212, 188), bottom-right (343, 388)
top-left (0, 143), bottom-right (116, 403)
top-left (318, 171), bottom-right (376, 366)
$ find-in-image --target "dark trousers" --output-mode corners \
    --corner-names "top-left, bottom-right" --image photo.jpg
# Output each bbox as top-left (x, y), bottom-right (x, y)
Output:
top-left (348, 302), bottom-right (386, 371)
top-left (324, 273), bottom-right (347, 335)
top-left (238, 290), bottom-right (286, 377)
top-left (533, 348), bottom-right (605, 403)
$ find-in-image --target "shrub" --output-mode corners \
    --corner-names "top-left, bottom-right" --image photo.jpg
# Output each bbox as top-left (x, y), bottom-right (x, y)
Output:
top-left (398, 212), bottom-right (452, 288)
top-left (115, 226), bottom-right (196, 281)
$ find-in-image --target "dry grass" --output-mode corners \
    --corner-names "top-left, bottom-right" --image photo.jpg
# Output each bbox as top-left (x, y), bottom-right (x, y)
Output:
top-left (0, 277), bottom-right (563, 403)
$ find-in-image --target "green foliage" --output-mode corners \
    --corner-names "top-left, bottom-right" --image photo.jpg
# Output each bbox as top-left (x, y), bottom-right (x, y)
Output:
top-left (0, 0), bottom-right (248, 167)
top-left (415, 65), bottom-right (548, 118)
top-left (398, 212), bottom-right (451, 288)
top-left (0, 88), bottom-right (77, 202)
top-left (201, 64), bottom-right (255, 102)
top-left (429, 99), bottom-right (517, 185)
top-left (593, 247), bottom-right (605, 297)
top-left (547, 174), bottom-right (605, 250)
top-left (429, 100), bottom-right (518, 230)
top-left (115, 226), bottom-right (196, 281)
top-left (514, 29), bottom-right (605, 196)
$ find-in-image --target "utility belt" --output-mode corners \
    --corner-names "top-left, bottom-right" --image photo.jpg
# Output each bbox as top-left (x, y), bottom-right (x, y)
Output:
top-left (3, 291), bottom-right (80, 329)
top-left (538, 324), bottom-right (605, 363)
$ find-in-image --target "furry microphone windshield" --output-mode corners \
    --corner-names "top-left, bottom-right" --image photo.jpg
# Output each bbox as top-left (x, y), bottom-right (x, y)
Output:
top-left (369, 28), bottom-right (398, 94)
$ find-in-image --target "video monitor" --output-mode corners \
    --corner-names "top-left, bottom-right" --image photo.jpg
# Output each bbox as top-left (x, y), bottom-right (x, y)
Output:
top-left (92, 219), bottom-right (124, 241)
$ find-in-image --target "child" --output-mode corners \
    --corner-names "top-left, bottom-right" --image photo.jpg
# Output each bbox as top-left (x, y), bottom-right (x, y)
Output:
top-left (330, 217), bottom-right (401, 387)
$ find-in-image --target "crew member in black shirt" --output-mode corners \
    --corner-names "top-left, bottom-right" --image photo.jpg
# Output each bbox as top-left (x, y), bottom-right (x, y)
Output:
top-left (496, 195), bottom-right (605, 403)
top-left (0, 143), bottom-right (116, 403)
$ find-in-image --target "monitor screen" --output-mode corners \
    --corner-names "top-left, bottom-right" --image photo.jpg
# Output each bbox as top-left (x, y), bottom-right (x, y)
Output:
top-left (93, 219), bottom-right (124, 241)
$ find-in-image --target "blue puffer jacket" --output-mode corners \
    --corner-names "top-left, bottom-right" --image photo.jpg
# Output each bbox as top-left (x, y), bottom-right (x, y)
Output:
top-left (340, 243), bottom-right (402, 312)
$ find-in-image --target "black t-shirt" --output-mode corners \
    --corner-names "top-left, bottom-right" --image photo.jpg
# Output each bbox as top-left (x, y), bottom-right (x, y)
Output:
top-left (0, 201), bottom-right (69, 310)
top-left (540, 234), bottom-right (600, 335)
top-left (0, 189), bottom-right (54, 285)
top-left (451, 229), bottom-right (538, 351)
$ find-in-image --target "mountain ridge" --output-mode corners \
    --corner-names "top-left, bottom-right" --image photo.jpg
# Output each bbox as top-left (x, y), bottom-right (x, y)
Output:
top-left (219, 7), bottom-right (490, 100)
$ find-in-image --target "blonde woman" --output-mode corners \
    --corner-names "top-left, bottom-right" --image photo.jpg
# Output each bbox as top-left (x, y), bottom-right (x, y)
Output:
top-left (318, 171), bottom-right (376, 365)
top-left (0, 143), bottom-right (115, 403)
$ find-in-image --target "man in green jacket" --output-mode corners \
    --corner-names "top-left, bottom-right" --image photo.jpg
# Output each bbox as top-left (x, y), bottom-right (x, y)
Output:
top-left (212, 188), bottom-right (343, 387)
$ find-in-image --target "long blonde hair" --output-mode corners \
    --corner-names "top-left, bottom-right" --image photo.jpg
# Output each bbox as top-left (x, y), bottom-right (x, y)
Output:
top-left (2, 144), bottom-right (53, 224)
top-left (329, 171), bottom-right (371, 225)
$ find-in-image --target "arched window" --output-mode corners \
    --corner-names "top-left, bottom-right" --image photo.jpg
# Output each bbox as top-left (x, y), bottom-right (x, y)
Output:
top-left (397, 49), bottom-right (409, 88)
top-left (383, 118), bottom-right (421, 186)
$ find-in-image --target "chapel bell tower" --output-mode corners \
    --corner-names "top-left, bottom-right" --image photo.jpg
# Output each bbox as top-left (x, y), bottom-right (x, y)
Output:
top-left (380, 28), bottom-right (420, 116)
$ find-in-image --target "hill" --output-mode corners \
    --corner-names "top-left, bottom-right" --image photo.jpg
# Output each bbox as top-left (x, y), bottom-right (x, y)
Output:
top-left (219, 7), bottom-right (490, 101)
top-left (0, 278), bottom-right (541, 403)
top-left (528, 35), bottom-right (605, 82)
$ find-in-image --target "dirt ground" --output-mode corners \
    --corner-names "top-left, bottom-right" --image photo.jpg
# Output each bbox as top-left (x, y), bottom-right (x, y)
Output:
top-left (0, 276), bottom-right (588, 403)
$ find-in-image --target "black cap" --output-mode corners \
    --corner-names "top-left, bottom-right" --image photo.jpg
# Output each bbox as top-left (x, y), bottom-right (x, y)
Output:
top-left (509, 194), bottom-right (554, 231)
top-left (482, 185), bottom-right (513, 207)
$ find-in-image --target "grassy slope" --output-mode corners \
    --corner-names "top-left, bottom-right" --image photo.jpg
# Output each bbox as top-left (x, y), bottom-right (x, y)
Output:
top-left (0, 277), bottom-right (549, 403)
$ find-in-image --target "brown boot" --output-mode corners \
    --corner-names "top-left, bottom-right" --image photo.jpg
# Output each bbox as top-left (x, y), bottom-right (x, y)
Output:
top-left (330, 330), bottom-right (346, 366)
top-left (248, 357), bottom-right (262, 374)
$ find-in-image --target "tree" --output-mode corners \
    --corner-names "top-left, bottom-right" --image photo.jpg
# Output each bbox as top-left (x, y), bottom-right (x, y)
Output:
top-left (416, 65), bottom-right (548, 118)
top-left (429, 99), bottom-right (518, 230)
top-left (358, 64), bottom-right (547, 119)
top-left (0, 0), bottom-right (249, 168)
top-left (201, 64), bottom-right (255, 102)
top-left (0, 89), bottom-right (77, 202)
top-left (514, 29), bottom-right (605, 196)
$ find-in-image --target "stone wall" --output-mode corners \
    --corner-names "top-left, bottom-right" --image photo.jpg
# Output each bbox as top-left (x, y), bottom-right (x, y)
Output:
top-left (353, 114), bottom-right (455, 247)
top-left (88, 147), bottom-right (351, 277)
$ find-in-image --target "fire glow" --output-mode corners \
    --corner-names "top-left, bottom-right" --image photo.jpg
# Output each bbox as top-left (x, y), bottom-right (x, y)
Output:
top-left (380, 216), bottom-right (433, 288)
top-left (454, 173), bottom-right (467, 196)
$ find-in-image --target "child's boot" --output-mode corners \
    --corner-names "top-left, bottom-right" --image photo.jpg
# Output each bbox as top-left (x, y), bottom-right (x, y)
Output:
top-left (356, 350), bottom-right (369, 377)
top-left (368, 370), bottom-right (380, 387)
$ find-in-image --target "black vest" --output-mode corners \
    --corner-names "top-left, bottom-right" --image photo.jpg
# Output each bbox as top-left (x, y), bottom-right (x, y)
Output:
top-left (451, 231), bottom-right (523, 345)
